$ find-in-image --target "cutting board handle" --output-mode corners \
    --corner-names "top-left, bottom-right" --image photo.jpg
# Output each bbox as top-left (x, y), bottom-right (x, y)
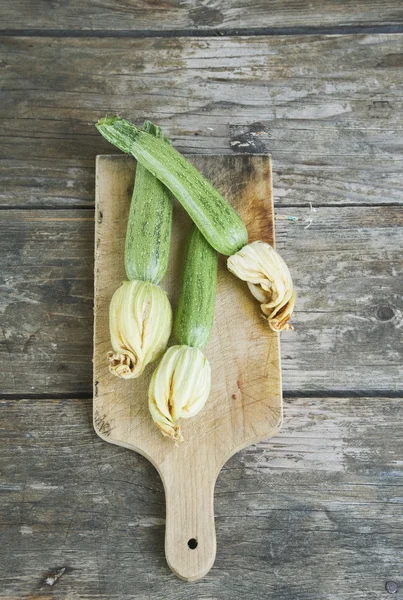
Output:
top-left (161, 456), bottom-right (217, 581)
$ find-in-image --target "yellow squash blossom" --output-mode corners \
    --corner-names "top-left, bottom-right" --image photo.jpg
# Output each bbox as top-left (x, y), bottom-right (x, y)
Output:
top-left (148, 345), bottom-right (211, 442)
top-left (227, 241), bottom-right (296, 331)
top-left (108, 280), bottom-right (172, 379)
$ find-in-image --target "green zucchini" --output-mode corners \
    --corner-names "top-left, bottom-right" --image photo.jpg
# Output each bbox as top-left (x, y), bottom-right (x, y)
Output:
top-left (174, 225), bottom-right (218, 349)
top-left (96, 116), bottom-right (248, 256)
top-left (124, 121), bottom-right (173, 284)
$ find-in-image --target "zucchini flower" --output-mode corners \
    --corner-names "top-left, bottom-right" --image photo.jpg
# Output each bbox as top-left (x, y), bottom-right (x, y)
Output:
top-left (148, 345), bottom-right (211, 442)
top-left (108, 280), bottom-right (172, 379)
top-left (227, 241), bottom-right (296, 332)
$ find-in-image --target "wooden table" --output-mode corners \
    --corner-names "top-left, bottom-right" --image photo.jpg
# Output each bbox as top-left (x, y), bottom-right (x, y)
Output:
top-left (1, 2), bottom-right (403, 598)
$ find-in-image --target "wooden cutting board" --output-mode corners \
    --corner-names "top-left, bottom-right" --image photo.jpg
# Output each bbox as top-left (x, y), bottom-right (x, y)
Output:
top-left (94, 154), bottom-right (282, 581)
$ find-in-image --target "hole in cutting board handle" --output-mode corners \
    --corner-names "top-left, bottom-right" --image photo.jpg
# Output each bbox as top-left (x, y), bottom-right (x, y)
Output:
top-left (187, 538), bottom-right (198, 550)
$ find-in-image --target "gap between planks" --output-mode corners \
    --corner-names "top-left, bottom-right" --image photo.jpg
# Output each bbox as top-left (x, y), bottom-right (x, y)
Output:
top-left (1, 25), bottom-right (403, 37)
top-left (2, 202), bottom-right (403, 211)
top-left (1, 391), bottom-right (403, 401)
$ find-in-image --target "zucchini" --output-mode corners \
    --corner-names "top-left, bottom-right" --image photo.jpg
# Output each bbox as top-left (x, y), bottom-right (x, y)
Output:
top-left (124, 120), bottom-right (173, 284)
top-left (96, 116), bottom-right (248, 256)
top-left (174, 225), bottom-right (218, 349)
top-left (148, 224), bottom-right (217, 441)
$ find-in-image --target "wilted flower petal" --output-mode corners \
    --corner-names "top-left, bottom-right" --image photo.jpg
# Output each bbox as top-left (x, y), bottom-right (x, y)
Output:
top-left (227, 241), bottom-right (296, 332)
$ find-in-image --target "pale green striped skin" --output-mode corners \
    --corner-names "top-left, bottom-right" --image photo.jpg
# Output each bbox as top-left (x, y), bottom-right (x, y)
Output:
top-left (174, 225), bottom-right (218, 349)
top-left (96, 116), bottom-right (248, 256)
top-left (124, 121), bottom-right (173, 284)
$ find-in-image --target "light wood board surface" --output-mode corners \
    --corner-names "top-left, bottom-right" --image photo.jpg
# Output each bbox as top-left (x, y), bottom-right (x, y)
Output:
top-left (94, 154), bottom-right (281, 580)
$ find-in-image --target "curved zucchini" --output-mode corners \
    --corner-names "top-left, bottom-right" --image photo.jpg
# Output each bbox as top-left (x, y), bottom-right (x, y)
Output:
top-left (96, 116), bottom-right (248, 256)
top-left (174, 225), bottom-right (218, 349)
top-left (124, 121), bottom-right (173, 284)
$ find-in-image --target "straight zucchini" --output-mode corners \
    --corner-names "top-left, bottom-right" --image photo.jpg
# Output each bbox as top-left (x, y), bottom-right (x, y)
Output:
top-left (148, 224), bottom-right (218, 442)
top-left (125, 120), bottom-right (173, 284)
top-left (96, 116), bottom-right (248, 256)
top-left (106, 120), bottom-right (174, 379)
top-left (174, 224), bottom-right (218, 349)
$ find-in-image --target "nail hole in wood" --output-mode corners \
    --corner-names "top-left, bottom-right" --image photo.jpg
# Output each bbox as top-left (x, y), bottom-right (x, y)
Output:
top-left (377, 306), bottom-right (394, 321)
top-left (188, 538), bottom-right (198, 549)
top-left (386, 581), bottom-right (398, 594)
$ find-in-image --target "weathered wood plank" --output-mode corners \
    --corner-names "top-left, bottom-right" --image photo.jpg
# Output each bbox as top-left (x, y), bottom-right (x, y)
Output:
top-left (1, 206), bottom-right (402, 395)
top-left (2, 0), bottom-right (403, 31)
top-left (0, 396), bottom-right (402, 599)
top-left (0, 211), bottom-right (94, 395)
top-left (280, 205), bottom-right (403, 393)
top-left (1, 35), bottom-right (402, 207)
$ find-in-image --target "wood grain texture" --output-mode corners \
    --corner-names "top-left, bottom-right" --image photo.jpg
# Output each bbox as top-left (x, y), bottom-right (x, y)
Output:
top-left (1, 395), bottom-right (402, 598)
top-left (1, 35), bottom-right (403, 207)
top-left (0, 210), bottom-right (94, 396)
top-left (0, 7), bottom-right (401, 594)
top-left (2, 0), bottom-right (403, 31)
top-left (94, 154), bottom-right (281, 580)
top-left (1, 205), bottom-right (402, 396)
